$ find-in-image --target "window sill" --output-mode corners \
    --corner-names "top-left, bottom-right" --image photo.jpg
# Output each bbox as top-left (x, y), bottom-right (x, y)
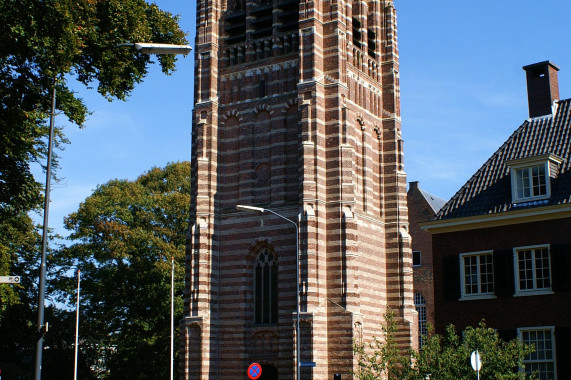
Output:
top-left (513, 289), bottom-right (554, 297)
top-left (511, 198), bottom-right (550, 207)
top-left (459, 294), bottom-right (497, 301)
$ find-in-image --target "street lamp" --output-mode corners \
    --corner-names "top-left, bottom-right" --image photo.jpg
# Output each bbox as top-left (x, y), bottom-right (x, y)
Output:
top-left (34, 42), bottom-right (191, 380)
top-left (115, 42), bottom-right (192, 56)
top-left (236, 205), bottom-right (301, 380)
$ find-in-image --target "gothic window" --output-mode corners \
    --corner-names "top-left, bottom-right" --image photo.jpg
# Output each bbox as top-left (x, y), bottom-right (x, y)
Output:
top-left (255, 249), bottom-right (278, 324)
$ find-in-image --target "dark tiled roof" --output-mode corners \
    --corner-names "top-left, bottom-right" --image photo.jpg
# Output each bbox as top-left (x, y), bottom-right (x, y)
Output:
top-left (436, 98), bottom-right (571, 220)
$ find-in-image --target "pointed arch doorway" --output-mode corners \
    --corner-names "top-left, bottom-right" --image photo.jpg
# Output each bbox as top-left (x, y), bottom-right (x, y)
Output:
top-left (259, 364), bottom-right (278, 380)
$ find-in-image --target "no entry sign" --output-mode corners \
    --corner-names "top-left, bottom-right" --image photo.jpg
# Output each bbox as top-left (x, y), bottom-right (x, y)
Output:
top-left (247, 362), bottom-right (262, 380)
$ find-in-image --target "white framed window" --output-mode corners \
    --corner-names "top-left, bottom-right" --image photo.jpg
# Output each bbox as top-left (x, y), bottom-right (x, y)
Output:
top-left (514, 245), bottom-right (553, 296)
top-left (507, 154), bottom-right (562, 203)
top-left (459, 251), bottom-right (495, 300)
top-left (414, 292), bottom-right (427, 349)
top-left (514, 164), bottom-right (547, 200)
top-left (412, 251), bottom-right (421, 267)
top-left (518, 326), bottom-right (557, 380)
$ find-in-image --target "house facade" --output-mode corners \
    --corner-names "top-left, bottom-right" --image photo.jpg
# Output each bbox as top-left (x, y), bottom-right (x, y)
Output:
top-left (407, 181), bottom-right (446, 348)
top-left (424, 61), bottom-right (571, 379)
top-left (182, 1), bottom-right (417, 379)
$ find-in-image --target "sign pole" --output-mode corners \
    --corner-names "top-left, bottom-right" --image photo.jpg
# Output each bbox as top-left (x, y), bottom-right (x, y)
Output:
top-left (171, 256), bottom-right (175, 380)
top-left (74, 269), bottom-right (81, 380)
top-left (470, 350), bottom-right (482, 380)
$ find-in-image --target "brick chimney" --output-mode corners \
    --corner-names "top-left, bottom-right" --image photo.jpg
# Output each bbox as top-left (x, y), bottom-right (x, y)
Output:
top-left (408, 181), bottom-right (419, 193)
top-left (523, 61), bottom-right (560, 118)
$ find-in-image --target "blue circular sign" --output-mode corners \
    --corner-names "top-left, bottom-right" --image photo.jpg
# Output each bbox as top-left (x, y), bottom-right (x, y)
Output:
top-left (248, 362), bottom-right (262, 380)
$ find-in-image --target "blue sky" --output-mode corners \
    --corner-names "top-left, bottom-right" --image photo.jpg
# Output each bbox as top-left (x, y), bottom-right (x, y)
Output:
top-left (40, 1), bottom-right (571, 236)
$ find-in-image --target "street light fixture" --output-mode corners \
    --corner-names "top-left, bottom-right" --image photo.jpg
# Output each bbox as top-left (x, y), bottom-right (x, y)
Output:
top-left (236, 205), bottom-right (301, 380)
top-left (115, 42), bottom-right (192, 55)
top-left (34, 42), bottom-right (191, 380)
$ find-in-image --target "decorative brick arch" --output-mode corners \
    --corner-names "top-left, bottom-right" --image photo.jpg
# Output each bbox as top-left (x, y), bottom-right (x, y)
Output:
top-left (254, 103), bottom-right (273, 116)
top-left (221, 109), bottom-right (244, 123)
top-left (281, 98), bottom-right (300, 114)
top-left (244, 240), bottom-right (279, 263)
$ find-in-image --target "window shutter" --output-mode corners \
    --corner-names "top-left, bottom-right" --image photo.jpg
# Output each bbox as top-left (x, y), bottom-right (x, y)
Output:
top-left (556, 326), bottom-right (571, 379)
top-left (443, 255), bottom-right (460, 301)
top-left (494, 249), bottom-right (514, 297)
top-left (498, 329), bottom-right (518, 341)
top-left (551, 244), bottom-right (571, 292)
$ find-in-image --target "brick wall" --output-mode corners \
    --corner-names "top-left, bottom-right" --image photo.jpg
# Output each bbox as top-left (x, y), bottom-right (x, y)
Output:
top-left (432, 217), bottom-right (571, 333)
top-left (407, 183), bottom-right (437, 335)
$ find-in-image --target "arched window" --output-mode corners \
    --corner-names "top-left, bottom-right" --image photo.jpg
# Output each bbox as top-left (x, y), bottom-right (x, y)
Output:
top-left (414, 292), bottom-right (427, 348)
top-left (255, 249), bottom-right (278, 324)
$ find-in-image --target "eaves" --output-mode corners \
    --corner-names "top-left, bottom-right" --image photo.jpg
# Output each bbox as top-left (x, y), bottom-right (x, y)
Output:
top-left (420, 203), bottom-right (571, 234)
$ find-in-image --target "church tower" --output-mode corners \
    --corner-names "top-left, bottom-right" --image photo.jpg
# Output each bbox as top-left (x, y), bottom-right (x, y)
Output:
top-left (183, 1), bottom-right (417, 378)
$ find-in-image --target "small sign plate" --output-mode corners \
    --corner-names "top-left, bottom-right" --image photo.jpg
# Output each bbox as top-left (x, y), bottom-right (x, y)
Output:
top-left (299, 362), bottom-right (316, 368)
top-left (0, 276), bottom-right (20, 284)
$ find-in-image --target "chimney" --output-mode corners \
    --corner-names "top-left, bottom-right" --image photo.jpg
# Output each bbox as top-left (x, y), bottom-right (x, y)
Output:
top-left (523, 61), bottom-right (560, 118)
top-left (408, 181), bottom-right (419, 193)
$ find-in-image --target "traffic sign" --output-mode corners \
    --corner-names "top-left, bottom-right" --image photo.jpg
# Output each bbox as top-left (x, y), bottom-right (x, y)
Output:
top-left (470, 350), bottom-right (481, 371)
top-left (470, 350), bottom-right (482, 380)
top-left (299, 362), bottom-right (316, 368)
top-left (0, 276), bottom-right (20, 284)
top-left (247, 362), bottom-right (262, 380)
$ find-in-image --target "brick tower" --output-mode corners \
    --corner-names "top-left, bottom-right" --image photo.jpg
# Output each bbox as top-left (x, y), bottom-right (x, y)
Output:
top-left (182, 1), bottom-right (416, 379)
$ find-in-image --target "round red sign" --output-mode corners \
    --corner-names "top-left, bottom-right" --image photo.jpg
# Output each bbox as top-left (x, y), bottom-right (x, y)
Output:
top-left (247, 362), bottom-right (262, 380)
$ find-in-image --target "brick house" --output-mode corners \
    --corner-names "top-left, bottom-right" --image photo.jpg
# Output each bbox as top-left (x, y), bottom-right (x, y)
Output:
top-left (423, 61), bottom-right (571, 379)
top-left (183, 1), bottom-right (417, 379)
top-left (407, 181), bottom-right (446, 348)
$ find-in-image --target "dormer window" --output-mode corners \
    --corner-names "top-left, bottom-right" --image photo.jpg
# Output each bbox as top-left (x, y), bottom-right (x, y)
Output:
top-left (514, 164), bottom-right (546, 199)
top-left (507, 154), bottom-right (563, 203)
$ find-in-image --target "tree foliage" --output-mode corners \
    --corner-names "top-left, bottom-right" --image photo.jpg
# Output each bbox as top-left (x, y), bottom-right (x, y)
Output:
top-left (354, 311), bottom-right (535, 380)
top-left (0, 210), bottom-right (81, 379)
top-left (0, 3), bottom-right (187, 376)
top-left (0, 0), bottom-right (187, 218)
top-left (51, 162), bottom-right (191, 378)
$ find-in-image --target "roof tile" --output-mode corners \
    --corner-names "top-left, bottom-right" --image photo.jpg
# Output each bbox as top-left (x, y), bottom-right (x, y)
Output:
top-left (436, 99), bottom-right (571, 220)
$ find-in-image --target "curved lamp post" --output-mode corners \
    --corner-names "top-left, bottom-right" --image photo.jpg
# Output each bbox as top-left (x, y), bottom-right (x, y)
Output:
top-left (35, 42), bottom-right (191, 380)
top-left (236, 205), bottom-right (301, 380)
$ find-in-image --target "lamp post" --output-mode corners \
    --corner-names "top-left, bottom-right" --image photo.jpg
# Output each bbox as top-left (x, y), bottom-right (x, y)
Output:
top-left (236, 205), bottom-right (301, 380)
top-left (34, 78), bottom-right (57, 380)
top-left (34, 42), bottom-right (191, 380)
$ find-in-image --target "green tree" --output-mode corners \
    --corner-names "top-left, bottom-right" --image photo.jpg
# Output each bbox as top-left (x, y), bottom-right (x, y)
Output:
top-left (354, 311), bottom-right (534, 380)
top-left (0, 0), bottom-right (187, 218)
top-left (0, 3), bottom-right (187, 376)
top-left (0, 211), bottom-right (82, 379)
top-left (0, 211), bottom-right (41, 377)
top-left (52, 162), bottom-right (190, 379)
